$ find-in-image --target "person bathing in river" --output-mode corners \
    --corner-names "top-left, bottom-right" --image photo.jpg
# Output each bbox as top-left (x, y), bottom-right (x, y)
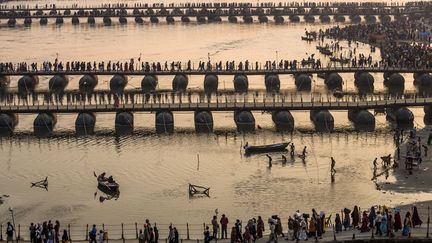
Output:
top-left (330, 157), bottom-right (336, 175)
top-left (302, 146), bottom-right (307, 158)
top-left (266, 154), bottom-right (272, 168)
top-left (281, 155), bottom-right (287, 163)
top-left (290, 143), bottom-right (295, 158)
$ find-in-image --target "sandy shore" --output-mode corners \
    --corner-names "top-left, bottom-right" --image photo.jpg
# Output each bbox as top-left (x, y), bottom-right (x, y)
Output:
top-left (376, 125), bottom-right (432, 214)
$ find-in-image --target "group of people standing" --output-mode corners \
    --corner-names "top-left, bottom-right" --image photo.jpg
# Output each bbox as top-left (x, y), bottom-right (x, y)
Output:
top-left (5, 220), bottom-right (68, 243)
top-left (335, 205), bottom-right (423, 238)
top-left (138, 220), bottom-right (160, 243)
top-left (202, 205), bottom-right (424, 243)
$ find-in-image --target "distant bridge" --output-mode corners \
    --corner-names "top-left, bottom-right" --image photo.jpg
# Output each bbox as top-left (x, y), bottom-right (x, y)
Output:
top-left (1, 2), bottom-right (426, 26)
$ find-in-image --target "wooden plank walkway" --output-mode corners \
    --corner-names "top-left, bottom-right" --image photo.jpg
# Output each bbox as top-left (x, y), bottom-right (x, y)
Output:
top-left (1, 67), bottom-right (431, 76)
top-left (1, 97), bottom-right (431, 113)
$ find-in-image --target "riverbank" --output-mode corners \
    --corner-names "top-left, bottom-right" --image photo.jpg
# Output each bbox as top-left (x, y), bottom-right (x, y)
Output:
top-left (381, 125), bottom-right (432, 196)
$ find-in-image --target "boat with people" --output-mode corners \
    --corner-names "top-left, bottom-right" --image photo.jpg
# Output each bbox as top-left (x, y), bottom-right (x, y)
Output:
top-left (330, 56), bottom-right (350, 64)
top-left (96, 172), bottom-right (119, 193)
top-left (301, 58), bottom-right (315, 66)
top-left (243, 142), bottom-right (289, 154)
top-left (301, 36), bottom-right (314, 41)
top-left (316, 46), bottom-right (333, 56)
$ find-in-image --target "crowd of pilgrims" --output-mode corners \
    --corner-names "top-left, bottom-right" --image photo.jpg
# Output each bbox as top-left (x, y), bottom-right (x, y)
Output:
top-left (16, 220), bottom-right (67, 243)
top-left (203, 205), bottom-right (424, 243)
top-left (0, 59), bottom-right (304, 73)
top-left (1, 205), bottom-right (425, 243)
top-left (0, 1), bottom-right (403, 11)
top-left (323, 20), bottom-right (432, 68)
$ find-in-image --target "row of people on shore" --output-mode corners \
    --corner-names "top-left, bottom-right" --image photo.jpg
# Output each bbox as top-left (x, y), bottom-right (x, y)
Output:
top-left (2, 205), bottom-right (425, 243)
top-left (4, 220), bottom-right (64, 243)
top-left (202, 205), bottom-right (424, 243)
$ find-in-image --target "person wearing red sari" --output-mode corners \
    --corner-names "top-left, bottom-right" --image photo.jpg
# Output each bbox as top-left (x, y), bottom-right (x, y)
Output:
top-left (360, 211), bottom-right (370, 232)
top-left (394, 210), bottom-right (402, 232)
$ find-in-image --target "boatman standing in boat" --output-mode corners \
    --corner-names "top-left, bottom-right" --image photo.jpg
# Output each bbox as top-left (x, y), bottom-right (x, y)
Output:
top-left (266, 154), bottom-right (272, 168)
top-left (98, 172), bottom-right (106, 181)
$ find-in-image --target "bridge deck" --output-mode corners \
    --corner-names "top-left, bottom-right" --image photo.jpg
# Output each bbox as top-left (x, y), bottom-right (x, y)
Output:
top-left (0, 12), bottom-right (417, 19)
top-left (1, 67), bottom-right (431, 76)
top-left (0, 4), bottom-right (411, 12)
top-left (1, 96), bottom-right (430, 113)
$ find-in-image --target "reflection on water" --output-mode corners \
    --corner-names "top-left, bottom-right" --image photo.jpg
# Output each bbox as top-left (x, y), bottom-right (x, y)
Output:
top-left (1, 129), bottom-right (432, 226)
top-left (95, 190), bottom-right (120, 203)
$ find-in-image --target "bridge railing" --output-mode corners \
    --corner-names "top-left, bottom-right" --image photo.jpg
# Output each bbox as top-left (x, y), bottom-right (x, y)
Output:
top-left (2, 61), bottom-right (432, 75)
top-left (1, 90), bottom-right (431, 112)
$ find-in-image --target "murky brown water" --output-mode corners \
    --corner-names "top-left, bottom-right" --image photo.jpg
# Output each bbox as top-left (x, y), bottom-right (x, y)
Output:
top-left (1, 0), bottom-right (431, 237)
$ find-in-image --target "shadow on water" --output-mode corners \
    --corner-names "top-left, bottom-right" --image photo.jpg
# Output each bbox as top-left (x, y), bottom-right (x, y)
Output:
top-left (33, 127), bottom-right (54, 138)
top-left (0, 126), bottom-right (396, 139)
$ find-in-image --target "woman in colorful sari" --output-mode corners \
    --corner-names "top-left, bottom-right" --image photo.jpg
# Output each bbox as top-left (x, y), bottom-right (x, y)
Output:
top-left (308, 216), bottom-right (316, 237)
top-left (412, 206), bottom-right (423, 228)
top-left (360, 211), bottom-right (370, 232)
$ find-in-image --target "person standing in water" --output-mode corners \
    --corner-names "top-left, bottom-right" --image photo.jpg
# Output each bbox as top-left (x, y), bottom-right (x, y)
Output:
top-left (302, 146), bottom-right (307, 157)
top-left (266, 154), bottom-right (272, 168)
top-left (281, 155), bottom-right (287, 164)
top-left (373, 158), bottom-right (378, 169)
top-left (331, 157), bottom-right (336, 175)
top-left (290, 143), bottom-right (295, 158)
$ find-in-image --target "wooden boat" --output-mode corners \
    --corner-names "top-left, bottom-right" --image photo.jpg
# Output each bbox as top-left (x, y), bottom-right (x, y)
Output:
top-left (330, 57), bottom-right (350, 64)
top-left (333, 88), bottom-right (344, 98)
top-left (301, 36), bottom-right (314, 41)
top-left (97, 174), bottom-right (119, 193)
top-left (319, 48), bottom-right (333, 56)
top-left (244, 142), bottom-right (289, 154)
top-left (301, 59), bottom-right (315, 66)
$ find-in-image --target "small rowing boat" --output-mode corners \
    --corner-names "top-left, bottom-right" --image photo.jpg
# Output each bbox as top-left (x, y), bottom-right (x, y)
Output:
top-left (319, 49), bottom-right (333, 56)
top-left (96, 172), bottom-right (119, 193)
top-left (330, 57), bottom-right (350, 64)
top-left (244, 142), bottom-right (289, 154)
top-left (301, 36), bottom-right (314, 41)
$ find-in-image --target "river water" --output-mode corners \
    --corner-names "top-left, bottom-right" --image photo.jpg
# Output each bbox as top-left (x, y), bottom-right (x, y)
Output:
top-left (1, 0), bottom-right (432, 237)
